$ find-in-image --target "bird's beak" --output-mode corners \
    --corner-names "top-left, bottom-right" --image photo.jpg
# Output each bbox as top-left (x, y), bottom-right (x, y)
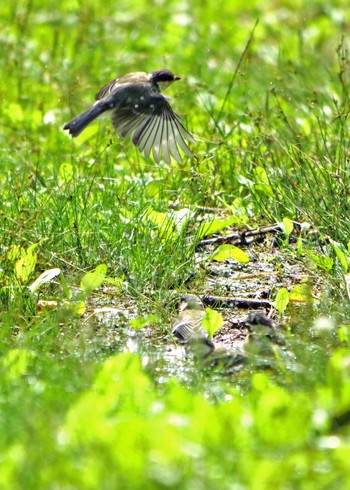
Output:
top-left (174, 76), bottom-right (181, 81)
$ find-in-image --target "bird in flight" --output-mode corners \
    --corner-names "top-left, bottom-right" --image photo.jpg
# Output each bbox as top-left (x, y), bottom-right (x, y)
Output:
top-left (63, 69), bottom-right (196, 164)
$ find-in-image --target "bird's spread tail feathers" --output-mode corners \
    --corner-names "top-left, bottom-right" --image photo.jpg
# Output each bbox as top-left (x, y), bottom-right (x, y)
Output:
top-left (63, 102), bottom-right (107, 137)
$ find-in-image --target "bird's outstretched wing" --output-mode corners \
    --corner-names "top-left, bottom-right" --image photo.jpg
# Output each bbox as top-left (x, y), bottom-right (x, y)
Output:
top-left (109, 87), bottom-right (195, 164)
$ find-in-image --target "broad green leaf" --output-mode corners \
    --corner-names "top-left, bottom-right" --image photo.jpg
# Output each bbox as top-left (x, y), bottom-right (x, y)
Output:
top-left (227, 197), bottom-right (249, 225)
top-left (59, 272), bottom-right (72, 300)
top-left (297, 237), bottom-right (303, 254)
top-left (297, 117), bottom-right (311, 135)
top-left (145, 209), bottom-right (176, 240)
top-left (59, 162), bottom-right (74, 182)
top-left (253, 167), bottom-right (274, 197)
top-left (31, 109), bottom-right (42, 128)
top-left (211, 244), bottom-right (250, 263)
top-left (330, 240), bottom-right (349, 274)
top-left (279, 217), bottom-right (294, 239)
top-left (308, 252), bottom-right (334, 271)
top-left (7, 245), bottom-right (23, 261)
top-left (129, 314), bottom-right (159, 329)
top-left (28, 268), bottom-right (61, 293)
top-left (15, 244), bottom-right (38, 282)
top-left (4, 102), bottom-right (24, 123)
top-left (80, 264), bottom-right (107, 296)
top-left (202, 308), bottom-right (223, 338)
top-left (2, 349), bottom-right (35, 380)
top-left (289, 284), bottom-right (313, 303)
top-left (273, 288), bottom-right (289, 315)
top-left (254, 183), bottom-right (274, 198)
top-left (67, 300), bottom-right (86, 316)
top-left (197, 216), bottom-right (236, 239)
top-left (254, 166), bottom-right (270, 185)
top-left (144, 179), bottom-right (163, 198)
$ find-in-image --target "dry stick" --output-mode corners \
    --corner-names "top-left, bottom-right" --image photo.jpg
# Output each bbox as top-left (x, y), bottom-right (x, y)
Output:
top-left (197, 223), bottom-right (282, 248)
top-left (202, 295), bottom-right (272, 309)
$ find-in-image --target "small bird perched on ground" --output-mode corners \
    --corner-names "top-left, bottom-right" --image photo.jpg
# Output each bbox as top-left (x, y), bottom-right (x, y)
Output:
top-left (172, 294), bottom-right (208, 343)
top-left (172, 294), bottom-right (247, 371)
top-left (243, 311), bottom-right (285, 358)
top-left (63, 69), bottom-right (195, 164)
top-left (172, 294), bottom-right (215, 356)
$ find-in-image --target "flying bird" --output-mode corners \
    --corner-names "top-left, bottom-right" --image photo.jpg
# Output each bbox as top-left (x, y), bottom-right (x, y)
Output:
top-left (63, 69), bottom-right (195, 164)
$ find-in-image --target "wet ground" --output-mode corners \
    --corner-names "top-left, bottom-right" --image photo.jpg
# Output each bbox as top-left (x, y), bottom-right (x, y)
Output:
top-left (82, 226), bottom-right (322, 383)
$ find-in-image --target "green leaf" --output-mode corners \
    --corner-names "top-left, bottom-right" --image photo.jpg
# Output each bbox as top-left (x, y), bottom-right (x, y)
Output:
top-left (330, 240), bottom-right (349, 274)
top-left (145, 209), bottom-right (176, 241)
top-left (273, 288), bottom-right (290, 315)
top-left (15, 244), bottom-right (38, 283)
top-left (7, 244), bottom-right (23, 261)
top-left (289, 284), bottom-right (313, 303)
top-left (59, 162), bottom-right (74, 182)
top-left (307, 252), bottom-right (334, 271)
top-left (2, 349), bottom-right (36, 381)
top-left (66, 300), bottom-right (86, 316)
top-left (254, 183), bottom-right (274, 198)
top-left (129, 314), bottom-right (159, 329)
top-left (202, 308), bottom-right (223, 338)
top-left (297, 237), bottom-right (303, 254)
top-left (211, 244), bottom-right (250, 263)
top-left (80, 264), bottom-right (107, 296)
top-left (28, 268), bottom-right (61, 293)
top-left (4, 102), bottom-right (24, 123)
top-left (254, 166), bottom-right (270, 185)
top-left (197, 216), bottom-right (236, 239)
top-left (279, 217), bottom-right (294, 239)
top-left (144, 179), bottom-right (163, 198)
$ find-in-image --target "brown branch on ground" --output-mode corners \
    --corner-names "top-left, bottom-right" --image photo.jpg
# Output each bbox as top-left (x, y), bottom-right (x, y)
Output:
top-left (197, 223), bottom-right (282, 248)
top-left (202, 295), bottom-right (273, 309)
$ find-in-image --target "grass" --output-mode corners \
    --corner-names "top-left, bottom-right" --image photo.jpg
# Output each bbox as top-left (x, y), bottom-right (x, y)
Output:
top-left (1, 0), bottom-right (350, 488)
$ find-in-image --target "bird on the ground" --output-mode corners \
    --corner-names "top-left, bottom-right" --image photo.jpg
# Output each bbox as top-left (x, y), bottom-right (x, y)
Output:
top-left (172, 294), bottom-right (214, 355)
top-left (172, 294), bottom-right (247, 371)
top-left (63, 69), bottom-right (195, 164)
top-left (172, 294), bottom-right (208, 342)
top-left (243, 311), bottom-right (285, 359)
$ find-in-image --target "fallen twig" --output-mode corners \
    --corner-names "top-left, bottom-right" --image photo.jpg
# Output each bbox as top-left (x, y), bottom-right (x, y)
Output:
top-left (197, 223), bottom-right (282, 248)
top-left (202, 295), bottom-right (273, 309)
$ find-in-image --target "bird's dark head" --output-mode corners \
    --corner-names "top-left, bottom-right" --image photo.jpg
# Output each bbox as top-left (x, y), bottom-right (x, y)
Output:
top-left (178, 294), bottom-right (204, 312)
top-left (148, 69), bottom-right (181, 91)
